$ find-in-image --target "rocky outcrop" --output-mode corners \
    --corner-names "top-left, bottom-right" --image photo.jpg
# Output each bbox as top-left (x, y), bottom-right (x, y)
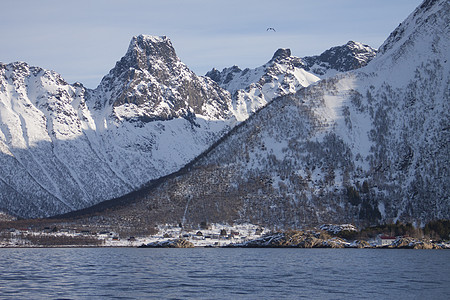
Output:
top-left (270, 48), bottom-right (292, 62)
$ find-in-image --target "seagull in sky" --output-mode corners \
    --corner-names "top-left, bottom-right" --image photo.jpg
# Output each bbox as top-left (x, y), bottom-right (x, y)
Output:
top-left (266, 27), bottom-right (276, 32)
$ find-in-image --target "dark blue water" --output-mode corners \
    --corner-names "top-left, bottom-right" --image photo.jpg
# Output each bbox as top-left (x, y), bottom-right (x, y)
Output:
top-left (0, 248), bottom-right (449, 299)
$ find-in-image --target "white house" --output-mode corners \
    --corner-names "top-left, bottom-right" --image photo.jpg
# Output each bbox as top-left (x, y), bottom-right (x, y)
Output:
top-left (376, 235), bottom-right (397, 246)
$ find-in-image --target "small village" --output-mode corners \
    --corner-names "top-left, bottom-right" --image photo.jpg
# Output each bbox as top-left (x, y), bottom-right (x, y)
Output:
top-left (0, 223), bottom-right (267, 248)
top-left (1, 222), bottom-right (448, 249)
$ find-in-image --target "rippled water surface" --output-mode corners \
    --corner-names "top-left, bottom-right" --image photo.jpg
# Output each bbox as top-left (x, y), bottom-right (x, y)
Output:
top-left (1, 248), bottom-right (449, 299)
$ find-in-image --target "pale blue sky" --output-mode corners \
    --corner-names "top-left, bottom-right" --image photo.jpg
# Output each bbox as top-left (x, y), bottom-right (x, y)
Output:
top-left (0, 0), bottom-right (423, 88)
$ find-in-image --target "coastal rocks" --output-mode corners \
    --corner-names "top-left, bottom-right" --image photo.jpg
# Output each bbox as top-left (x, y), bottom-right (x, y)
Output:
top-left (140, 238), bottom-right (194, 248)
top-left (230, 230), bottom-right (350, 248)
top-left (388, 237), bottom-right (443, 249)
top-left (322, 238), bottom-right (347, 248)
top-left (354, 240), bottom-right (372, 248)
top-left (229, 231), bottom-right (449, 249)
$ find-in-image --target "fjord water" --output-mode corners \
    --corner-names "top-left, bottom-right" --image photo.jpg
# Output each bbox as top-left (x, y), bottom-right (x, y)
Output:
top-left (1, 248), bottom-right (449, 299)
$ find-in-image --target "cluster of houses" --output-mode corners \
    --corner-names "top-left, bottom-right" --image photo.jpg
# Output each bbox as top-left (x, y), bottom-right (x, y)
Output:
top-left (0, 223), bottom-right (269, 247)
top-left (151, 225), bottom-right (267, 247)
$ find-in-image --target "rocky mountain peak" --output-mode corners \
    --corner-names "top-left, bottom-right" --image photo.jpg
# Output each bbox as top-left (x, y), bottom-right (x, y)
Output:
top-left (270, 48), bottom-right (291, 61)
top-left (92, 34), bottom-right (232, 122)
top-left (205, 65), bottom-right (242, 86)
top-left (98, 35), bottom-right (180, 91)
top-left (124, 34), bottom-right (178, 70)
top-left (301, 41), bottom-right (377, 74)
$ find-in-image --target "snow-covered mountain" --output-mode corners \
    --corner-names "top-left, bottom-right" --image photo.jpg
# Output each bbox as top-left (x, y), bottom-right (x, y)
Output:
top-left (2, 1), bottom-right (445, 224)
top-left (93, 0), bottom-right (448, 228)
top-left (206, 42), bottom-right (376, 120)
top-left (0, 35), bottom-right (236, 218)
top-left (1, 32), bottom-right (377, 218)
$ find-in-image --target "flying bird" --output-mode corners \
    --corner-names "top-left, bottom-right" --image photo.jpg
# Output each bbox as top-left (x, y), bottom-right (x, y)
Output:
top-left (266, 27), bottom-right (276, 32)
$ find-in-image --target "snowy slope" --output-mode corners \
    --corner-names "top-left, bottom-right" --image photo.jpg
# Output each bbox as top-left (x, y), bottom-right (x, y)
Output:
top-left (102, 0), bottom-right (448, 228)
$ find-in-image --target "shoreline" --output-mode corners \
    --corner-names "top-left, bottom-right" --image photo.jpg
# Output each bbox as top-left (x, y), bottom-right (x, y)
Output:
top-left (2, 223), bottom-right (448, 249)
top-left (1, 245), bottom-right (449, 249)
